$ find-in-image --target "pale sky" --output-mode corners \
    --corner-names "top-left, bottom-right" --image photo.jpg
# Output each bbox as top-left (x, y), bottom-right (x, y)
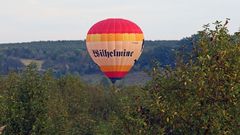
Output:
top-left (0, 0), bottom-right (239, 43)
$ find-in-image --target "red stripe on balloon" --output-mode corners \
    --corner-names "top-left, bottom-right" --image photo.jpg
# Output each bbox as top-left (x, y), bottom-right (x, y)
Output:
top-left (104, 71), bottom-right (128, 78)
top-left (88, 18), bottom-right (143, 34)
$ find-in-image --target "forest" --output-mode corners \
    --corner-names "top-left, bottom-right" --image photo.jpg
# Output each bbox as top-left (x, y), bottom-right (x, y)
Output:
top-left (0, 21), bottom-right (239, 134)
top-left (0, 39), bottom-right (183, 85)
top-left (0, 40), bottom-right (180, 74)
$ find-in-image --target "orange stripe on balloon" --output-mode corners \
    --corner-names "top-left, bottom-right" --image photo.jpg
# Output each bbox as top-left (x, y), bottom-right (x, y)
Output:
top-left (86, 33), bottom-right (144, 42)
top-left (100, 65), bottom-right (132, 72)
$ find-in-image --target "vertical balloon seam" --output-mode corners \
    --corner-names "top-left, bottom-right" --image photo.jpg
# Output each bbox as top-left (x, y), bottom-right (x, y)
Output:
top-left (107, 19), bottom-right (114, 79)
top-left (113, 19), bottom-right (117, 73)
top-left (119, 20), bottom-right (124, 76)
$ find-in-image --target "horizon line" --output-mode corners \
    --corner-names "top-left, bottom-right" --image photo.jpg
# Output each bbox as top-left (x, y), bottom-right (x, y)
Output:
top-left (0, 39), bottom-right (181, 45)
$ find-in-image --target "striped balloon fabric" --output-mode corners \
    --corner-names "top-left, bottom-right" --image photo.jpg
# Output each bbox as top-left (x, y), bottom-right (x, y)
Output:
top-left (86, 18), bottom-right (144, 83)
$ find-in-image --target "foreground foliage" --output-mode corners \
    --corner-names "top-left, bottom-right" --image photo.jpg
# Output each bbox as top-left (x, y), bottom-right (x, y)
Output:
top-left (126, 20), bottom-right (240, 134)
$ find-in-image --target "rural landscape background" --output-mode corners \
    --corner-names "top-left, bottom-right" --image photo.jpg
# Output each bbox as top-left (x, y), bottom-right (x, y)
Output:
top-left (0, 39), bottom-right (181, 85)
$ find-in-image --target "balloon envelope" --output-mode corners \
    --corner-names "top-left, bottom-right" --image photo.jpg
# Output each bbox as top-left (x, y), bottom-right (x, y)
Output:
top-left (86, 18), bottom-right (144, 83)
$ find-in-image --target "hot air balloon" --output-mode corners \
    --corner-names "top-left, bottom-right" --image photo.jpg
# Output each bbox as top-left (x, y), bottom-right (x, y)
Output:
top-left (86, 18), bottom-right (144, 83)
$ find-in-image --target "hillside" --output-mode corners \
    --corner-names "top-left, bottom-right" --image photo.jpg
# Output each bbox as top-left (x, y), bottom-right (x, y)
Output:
top-left (0, 40), bottom-right (185, 84)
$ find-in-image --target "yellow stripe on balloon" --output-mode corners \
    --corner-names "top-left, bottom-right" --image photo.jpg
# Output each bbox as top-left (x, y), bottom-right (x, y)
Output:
top-left (86, 33), bottom-right (144, 42)
top-left (100, 65), bottom-right (132, 72)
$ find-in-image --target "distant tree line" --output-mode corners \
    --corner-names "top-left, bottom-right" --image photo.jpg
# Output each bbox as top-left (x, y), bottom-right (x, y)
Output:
top-left (0, 40), bottom-right (180, 76)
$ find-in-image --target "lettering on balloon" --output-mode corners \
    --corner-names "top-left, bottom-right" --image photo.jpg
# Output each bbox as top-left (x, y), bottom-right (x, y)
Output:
top-left (92, 49), bottom-right (134, 58)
